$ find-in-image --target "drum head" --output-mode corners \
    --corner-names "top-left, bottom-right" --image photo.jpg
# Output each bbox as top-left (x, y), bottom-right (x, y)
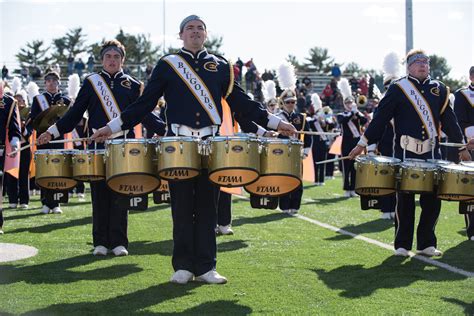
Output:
top-left (441, 164), bottom-right (474, 173)
top-left (209, 168), bottom-right (259, 187)
top-left (461, 161), bottom-right (474, 169)
top-left (107, 173), bottom-right (160, 196)
top-left (401, 160), bottom-right (436, 170)
top-left (244, 174), bottom-right (301, 197)
top-left (356, 155), bottom-right (400, 164)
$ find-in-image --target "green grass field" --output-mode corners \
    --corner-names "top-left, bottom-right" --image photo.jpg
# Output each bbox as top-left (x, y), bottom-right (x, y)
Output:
top-left (1, 176), bottom-right (473, 315)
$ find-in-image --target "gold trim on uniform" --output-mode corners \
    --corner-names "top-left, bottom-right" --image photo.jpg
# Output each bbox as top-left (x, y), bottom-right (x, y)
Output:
top-left (430, 87), bottom-right (440, 96)
top-left (225, 59), bottom-right (234, 99)
top-left (440, 87), bottom-right (450, 114)
top-left (121, 80), bottom-right (132, 89)
top-left (203, 61), bottom-right (218, 72)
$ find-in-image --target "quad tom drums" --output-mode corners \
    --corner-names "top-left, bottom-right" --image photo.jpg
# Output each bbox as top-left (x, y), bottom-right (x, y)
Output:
top-left (355, 155), bottom-right (400, 196)
top-left (72, 149), bottom-right (105, 182)
top-left (34, 149), bottom-right (78, 190)
top-left (157, 137), bottom-right (201, 181)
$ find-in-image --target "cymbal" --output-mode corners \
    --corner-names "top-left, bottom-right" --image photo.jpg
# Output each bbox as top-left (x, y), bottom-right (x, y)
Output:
top-left (32, 104), bottom-right (69, 133)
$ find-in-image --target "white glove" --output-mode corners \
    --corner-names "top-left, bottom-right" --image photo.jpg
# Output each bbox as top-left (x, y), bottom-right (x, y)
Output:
top-left (351, 104), bottom-right (358, 113)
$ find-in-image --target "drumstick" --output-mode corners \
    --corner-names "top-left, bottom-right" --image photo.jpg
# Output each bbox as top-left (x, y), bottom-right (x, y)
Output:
top-left (315, 156), bottom-right (351, 165)
top-left (439, 142), bottom-right (466, 148)
top-left (7, 137), bottom-right (90, 156)
top-left (296, 131), bottom-right (340, 136)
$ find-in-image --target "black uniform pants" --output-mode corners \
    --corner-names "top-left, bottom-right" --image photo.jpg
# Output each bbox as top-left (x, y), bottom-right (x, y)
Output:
top-left (40, 189), bottom-right (59, 209)
top-left (341, 159), bottom-right (356, 191)
top-left (279, 183), bottom-right (303, 210)
top-left (465, 213), bottom-right (474, 239)
top-left (6, 147), bottom-right (30, 205)
top-left (395, 192), bottom-right (441, 250)
top-left (381, 195), bottom-right (396, 213)
top-left (90, 180), bottom-right (129, 249)
top-left (312, 140), bottom-right (328, 183)
top-left (169, 169), bottom-right (219, 276)
top-left (325, 154), bottom-right (335, 177)
top-left (217, 191), bottom-right (232, 226)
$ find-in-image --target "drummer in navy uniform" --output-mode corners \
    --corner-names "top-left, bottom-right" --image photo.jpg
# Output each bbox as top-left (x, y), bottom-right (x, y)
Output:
top-left (453, 66), bottom-right (474, 241)
top-left (0, 82), bottom-right (21, 234)
top-left (276, 88), bottom-right (312, 214)
top-left (37, 40), bottom-right (166, 256)
top-left (349, 49), bottom-right (471, 256)
top-left (28, 71), bottom-right (71, 214)
top-left (90, 15), bottom-right (296, 284)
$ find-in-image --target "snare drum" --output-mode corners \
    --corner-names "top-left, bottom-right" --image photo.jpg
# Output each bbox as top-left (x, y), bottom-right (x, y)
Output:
top-left (105, 139), bottom-right (159, 195)
top-left (157, 137), bottom-right (201, 181)
top-left (35, 149), bottom-right (78, 190)
top-left (437, 164), bottom-right (474, 201)
top-left (355, 155), bottom-right (400, 196)
top-left (244, 138), bottom-right (302, 197)
top-left (399, 159), bottom-right (437, 193)
top-left (72, 149), bottom-right (105, 182)
top-left (207, 135), bottom-right (260, 187)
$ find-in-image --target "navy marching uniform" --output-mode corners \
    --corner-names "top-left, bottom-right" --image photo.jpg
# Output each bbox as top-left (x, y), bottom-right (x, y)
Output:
top-left (309, 109), bottom-right (336, 185)
top-left (0, 94), bottom-right (21, 233)
top-left (70, 119), bottom-right (87, 198)
top-left (359, 74), bottom-right (465, 252)
top-left (337, 104), bottom-right (367, 195)
top-left (453, 81), bottom-right (474, 240)
top-left (106, 47), bottom-right (283, 279)
top-left (28, 85), bottom-right (71, 212)
top-left (276, 108), bottom-right (312, 213)
top-left (47, 69), bottom-right (165, 253)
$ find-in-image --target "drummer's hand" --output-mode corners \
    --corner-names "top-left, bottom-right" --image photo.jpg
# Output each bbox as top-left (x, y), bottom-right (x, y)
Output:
top-left (277, 120), bottom-right (297, 137)
top-left (263, 131), bottom-right (278, 138)
top-left (467, 139), bottom-right (474, 151)
top-left (459, 148), bottom-right (472, 161)
top-left (9, 144), bottom-right (19, 158)
top-left (91, 126), bottom-right (113, 143)
top-left (349, 145), bottom-right (365, 160)
top-left (37, 132), bottom-right (52, 145)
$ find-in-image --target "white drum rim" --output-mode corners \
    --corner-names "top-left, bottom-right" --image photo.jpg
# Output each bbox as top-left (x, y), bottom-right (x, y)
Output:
top-left (106, 138), bottom-right (156, 145)
top-left (356, 155), bottom-right (400, 165)
top-left (440, 164), bottom-right (474, 173)
top-left (158, 136), bottom-right (199, 143)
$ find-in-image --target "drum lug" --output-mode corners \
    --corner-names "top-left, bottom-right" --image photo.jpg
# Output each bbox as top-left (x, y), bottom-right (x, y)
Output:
top-left (121, 144), bottom-right (125, 157)
top-left (180, 141), bottom-right (184, 154)
top-left (225, 138), bottom-right (229, 153)
top-left (288, 144), bottom-right (292, 156)
top-left (246, 139), bottom-right (250, 154)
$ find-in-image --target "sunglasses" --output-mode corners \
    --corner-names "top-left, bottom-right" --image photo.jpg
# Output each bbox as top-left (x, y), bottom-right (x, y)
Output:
top-left (285, 100), bottom-right (296, 104)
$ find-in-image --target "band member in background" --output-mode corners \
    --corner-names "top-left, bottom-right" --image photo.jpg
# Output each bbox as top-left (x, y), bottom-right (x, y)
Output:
top-left (0, 82), bottom-right (21, 234)
top-left (5, 90), bottom-right (31, 209)
top-left (28, 71), bottom-right (71, 214)
top-left (37, 40), bottom-right (166, 256)
top-left (276, 88), bottom-right (312, 214)
top-left (349, 49), bottom-right (470, 256)
top-left (70, 118), bottom-right (87, 201)
top-left (337, 78), bottom-right (367, 197)
top-left (90, 15), bottom-right (295, 284)
top-left (453, 65), bottom-right (474, 241)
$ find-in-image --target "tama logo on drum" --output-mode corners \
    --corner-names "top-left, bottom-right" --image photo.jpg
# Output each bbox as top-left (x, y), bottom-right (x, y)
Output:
top-left (272, 149), bottom-right (284, 155)
top-left (119, 184), bottom-right (144, 192)
top-left (164, 169), bottom-right (189, 177)
top-left (129, 148), bottom-right (141, 156)
top-left (231, 145), bottom-right (243, 153)
top-left (47, 181), bottom-right (67, 188)
top-left (165, 146), bottom-right (176, 153)
top-left (218, 175), bottom-right (243, 183)
top-left (256, 186), bottom-right (280, 193)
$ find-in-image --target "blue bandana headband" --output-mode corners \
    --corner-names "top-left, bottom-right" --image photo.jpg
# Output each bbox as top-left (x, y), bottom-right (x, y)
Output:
top-left (407, 53), bottom-right (429, 66)
top-left (100, 46), bottom-right (125, 59)
top-left (180, 15), bottom-right (206, 33)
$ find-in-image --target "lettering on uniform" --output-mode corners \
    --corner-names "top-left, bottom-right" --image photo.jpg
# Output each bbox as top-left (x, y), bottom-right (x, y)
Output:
top-left (217, 175), bottom-right (243, 184)
top-left (119, 184), bottom-right (144, 192)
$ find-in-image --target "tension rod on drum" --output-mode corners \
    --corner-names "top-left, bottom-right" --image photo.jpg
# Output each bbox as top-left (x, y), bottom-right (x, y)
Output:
top-left (7, 137), bottom-right (90, 156)
top-left (315, 156), bottom-right (351, 165)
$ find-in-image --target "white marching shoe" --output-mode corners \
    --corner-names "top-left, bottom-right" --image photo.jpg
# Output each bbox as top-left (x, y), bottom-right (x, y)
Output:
top-left (170, 270), bottom-right (194, 284)
top-left (93, 245), bottom-right (108, 256)
top-left (195, 270), bottom-right (227, 284)
top-left (40, 205), bottom-right (50, 214)
top-left (350, 191), bottom-right (358, 197)
top-left (8, 204), bottom-right (18, 209)
top-left (112, 246), bottom-right (128, 256)
top-left (394, 248), bottom-right (410, 257)
top-left (288, 209), bottom-right (299, 215)
top-left (417, 246), bottom-right (442, 257)
top-left (19, 204), bottom-right (29, 209)
top-left (470, 236), bottom-right (474, 241)
top-left (217, 225), bottom-right (234, 235)
top-left (380, 212), bottom-right (392, 220)
top-left (51, 207), bottom-right (63, 214)
top-left (0, 227), bottom-right (4, 234)
top-left (77, 193), bottom-right (86, 202)
top-left (344, 191), bottom-right (352, 198)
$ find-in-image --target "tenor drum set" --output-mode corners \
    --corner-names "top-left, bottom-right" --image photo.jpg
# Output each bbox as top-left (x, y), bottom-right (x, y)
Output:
top-left (355, 155), bottom-right (474, 201)
top-left (34, 135), bottom-right (304, 197)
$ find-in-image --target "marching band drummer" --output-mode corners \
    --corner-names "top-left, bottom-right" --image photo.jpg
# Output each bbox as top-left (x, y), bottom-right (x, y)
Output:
top-left (349, 49), bottom-right (471, 257)
top-left (28, 71), bottom-right (71, 214)
top-left (91, 15), bottom-right (296, 285)
top-left (453, 66), bottom-right (474, 241)
top-left (37, 40), bottom-right (166, 257)
top-left (337, 78), bottom-right (368, 198)
top-left (0, 81), bottom-right (21, 234)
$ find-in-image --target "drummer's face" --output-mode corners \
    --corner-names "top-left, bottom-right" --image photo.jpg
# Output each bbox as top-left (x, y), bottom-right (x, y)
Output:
top-left (102, 51), bottom-right (124, 75)
top-left (45, 78), bottom-right (59, 93)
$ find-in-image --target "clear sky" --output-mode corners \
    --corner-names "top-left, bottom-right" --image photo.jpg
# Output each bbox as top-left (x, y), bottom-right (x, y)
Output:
top-left (1, 0), bottom-right (472, 79)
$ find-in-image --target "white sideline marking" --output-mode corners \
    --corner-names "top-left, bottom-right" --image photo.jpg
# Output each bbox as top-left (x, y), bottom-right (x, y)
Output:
top-left (234, 195), bottom-right (474, 278)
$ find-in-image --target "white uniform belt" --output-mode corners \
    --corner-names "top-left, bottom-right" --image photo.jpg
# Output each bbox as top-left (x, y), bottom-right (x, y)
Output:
top-left (400, 135), bottom-right (434, 155)
top-left (171, 124), bottom-right (218, 137)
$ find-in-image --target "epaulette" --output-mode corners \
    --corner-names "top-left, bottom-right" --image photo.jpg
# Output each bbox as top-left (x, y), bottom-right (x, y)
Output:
top-left (120, 73), bottom-right (141, 86)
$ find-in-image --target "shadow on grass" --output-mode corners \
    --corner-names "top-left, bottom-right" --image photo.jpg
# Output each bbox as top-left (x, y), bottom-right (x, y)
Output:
top-left (324, 218), bottom-right (393, 241)
top-left (3, 212), bottom-right (43, 221)
top-left (311, 255), bottom-right (467, 298)
top-left (154, 300), bottom-right (252, 315)
top-left (0, 253), bottom-right (142, 285)
top-left (302, 196), bottom-right (350, 206)
top-left (217, 240), bottom-right (248, 252)
top-left (130, 204), bottom-right (171, 213)
top-left (438, 240), bottom-right (474, 274)
top-left (441, 297), bottom-right (474, 315)
top-left (5, 216), bottom-right (92, 234)
top-left (232, 212), bottom-right (287, 227)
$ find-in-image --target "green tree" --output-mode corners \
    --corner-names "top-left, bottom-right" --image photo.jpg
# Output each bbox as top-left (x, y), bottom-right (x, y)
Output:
top-left (16, 40), bottom-right (51, 67)
top-left (204, 35), bottom-right (224, 55)
top-left (343, 62), bottom-right (363, 76)
top-left (51, 27), bottom-right (87, 63)
top-left (429, 54), bottom-right (451, 80)
top-left (286, 54), bottom-right (305, 71)
top-left (305, 47), bottom-right (335, 73)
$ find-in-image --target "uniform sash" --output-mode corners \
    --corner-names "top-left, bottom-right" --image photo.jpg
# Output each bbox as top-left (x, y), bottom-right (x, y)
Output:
top-left (163, 55), bottom-right (221, 125)
top-left (347, 120), bottom-right (360, 138)
top-left (460, 88), bottom-right (474, 107)
top-left (314, 120), bottom-right (328, 141)
top-left (397, 78), bottom-right (438, 139)
top-left (88, 74), bottom-right (121, 121)
top-left (36, 94), bottom-right (49, 111)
